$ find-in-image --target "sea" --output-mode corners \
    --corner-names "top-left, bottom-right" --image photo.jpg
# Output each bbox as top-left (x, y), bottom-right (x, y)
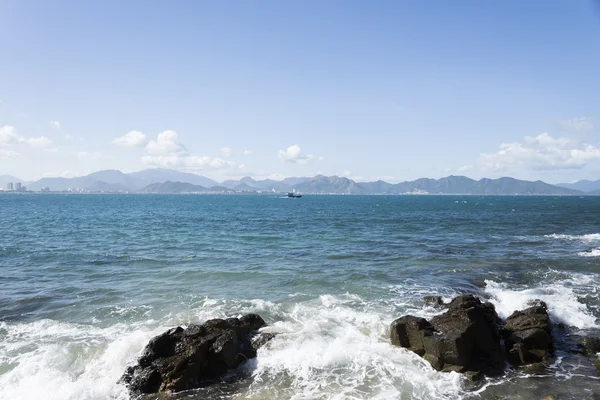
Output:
top-left (1, 194), bottom-right (599, 400)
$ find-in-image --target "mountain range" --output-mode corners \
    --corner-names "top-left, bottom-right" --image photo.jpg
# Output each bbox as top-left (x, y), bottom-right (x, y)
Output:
top-left (4, 168), bottom-right (596, 195)
top-left (556, 179), bottom-right (600, 193)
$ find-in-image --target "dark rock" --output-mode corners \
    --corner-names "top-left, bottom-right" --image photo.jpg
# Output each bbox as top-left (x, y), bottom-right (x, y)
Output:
top-left (580, 336), bottom-right (600, 356)
top-left (503, 306), bottom-right (553, 366)
top-left (423, 296), bottom-right (445, 307)
top-left (390, 295), bottom-right (504, 376)
top-left (463, 370), bottom-right (484, 382)
top-left (521, 362), bottom-right (547, 375)
top-left (251, 332), bottom-right (276, 351)
top-left (594, 358), bottom-right (600, 376)
top-left (470, 279), bottom-right (487, 288)
top-left (121, 314), bottom-right (266, 395)
top-left (525, 299), bottom-right (548, 309)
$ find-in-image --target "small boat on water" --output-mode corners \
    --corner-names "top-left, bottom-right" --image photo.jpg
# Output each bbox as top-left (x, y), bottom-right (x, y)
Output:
top-left (287, 192), bottom-right (302, 198)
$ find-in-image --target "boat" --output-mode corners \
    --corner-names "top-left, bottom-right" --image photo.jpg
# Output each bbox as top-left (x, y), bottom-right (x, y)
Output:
top-left (287, 192), bottom-right (302, 198)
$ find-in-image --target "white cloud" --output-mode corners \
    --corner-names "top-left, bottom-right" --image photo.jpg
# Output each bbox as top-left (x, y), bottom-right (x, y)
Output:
top-left (140, 130), bottom-right (242, 173)
top-left (112, 131), bottom-right (147, 148)
top-left (277, 144), bottom-right (322, 164)
top-left (146, 130), bottom-right (186, 154)
top-left (0, 148), bottom-right (19, 159)
top-left (0, 125), bottom-right (24, 145)
top-left (479, 132), bottom-right (600, 171)
top-left (220, 147), bottom-right (232, 157)
top-left (559, 117), bottom-right (593, 133)
top-left (457, 165), bottom-right (472, 172)
top-left (243, 149), bottom-right (253, 155)
top-left (49, 121), bottom-right (61, 130)
top-left (27, 136), bottom-right (54, 148)
top-left (1, 126), bottom-right (52, 149)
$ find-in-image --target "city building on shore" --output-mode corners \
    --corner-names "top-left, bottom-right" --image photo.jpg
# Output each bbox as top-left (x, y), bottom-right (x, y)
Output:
top-left (2, 182), bottom-right (28, 192)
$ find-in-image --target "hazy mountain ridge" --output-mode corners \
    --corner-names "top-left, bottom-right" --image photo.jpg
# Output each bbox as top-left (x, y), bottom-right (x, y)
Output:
top-left (557, 179), bottom-right (600, 193)
top-left (139, 181), bottom-right (234, 194)
top-left (2, 168), bottom-right (591, 195)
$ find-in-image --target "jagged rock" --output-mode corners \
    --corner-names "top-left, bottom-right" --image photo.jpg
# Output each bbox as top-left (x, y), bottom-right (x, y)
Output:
top-left (579, 336), bottom-right (600, 356)
top-left (503, 304), bottom-right (553, 366)
top-left (423, 296), bottom-right (445, 307)
top-left (525, 299), bottom-right (548, 309)
top-left (121, 314), bottom-right (268, 395)
top-left (470, 279), bottom-right (487, 288)
top-left (390, 295), bottom-right (504, 376)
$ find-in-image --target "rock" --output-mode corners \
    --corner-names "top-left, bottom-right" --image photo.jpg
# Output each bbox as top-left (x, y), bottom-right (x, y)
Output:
top-left (594, 357), bottom-right (600, 376)
top-left (121, 314), bottom-right (267, 395)
top-left (470, 279), bottom-right (487, 288)
top-left (521, 362), bottom-right (547, 374)
top-left (423, 296), bottom-right (445, 307)
top-left (390, 295), bottom-right (504, 376)
top-left (251, 332), bottom-right (276, 351)
top-left (580, 336), bottom-right (600, 356)
top-left (503, 305), bottom-right (553, 366)
top-left (525, 299), bottom-right (548, 309)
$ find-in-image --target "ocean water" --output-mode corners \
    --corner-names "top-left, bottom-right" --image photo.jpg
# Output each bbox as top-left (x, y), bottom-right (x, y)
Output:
top-left (1, 194), bottom-right (599, 400)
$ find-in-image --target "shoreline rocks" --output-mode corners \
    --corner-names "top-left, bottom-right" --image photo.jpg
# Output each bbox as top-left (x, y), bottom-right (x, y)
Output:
top-left (391, 295), bottom-right (504, 377)
top-left (121, 314), bottom-right (270, 395)
top-left (503, 303), bottom-right (553, 366)
top-left (390, 295), bottom-right (555, 378)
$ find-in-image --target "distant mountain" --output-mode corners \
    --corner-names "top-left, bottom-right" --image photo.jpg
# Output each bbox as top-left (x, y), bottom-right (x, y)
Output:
top-left (221, 176), bottom-right (293, 192)
top-left (557, 179), bottom-right (600, 193)
top-left (291, 175), bottom-right (580, 195)
top-left (128, 169), bottom-right (218, 188)
top-left (139, 181), bottom-right (233, 194)
top-left (356, 180), bottom-right (396, 194)
top-left (295, 175), bottom-right (365, 194)
top-left (0, 175), bottom-right (25, 187)
top-left (27, 168), bottom-right (218, 192)
top-left (390, 176), bottom-right (579, 195)
top-left (16, 168), bottom-right (582, 195)
top-left (282, 177), bottom-right (310, 187)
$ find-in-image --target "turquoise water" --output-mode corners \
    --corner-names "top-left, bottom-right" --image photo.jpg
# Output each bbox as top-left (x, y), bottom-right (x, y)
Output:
top-left (1, 194), bottom-right (599, 399)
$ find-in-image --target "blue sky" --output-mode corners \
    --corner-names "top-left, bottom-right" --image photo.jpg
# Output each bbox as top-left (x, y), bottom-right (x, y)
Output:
top-left (1, 0), bottom-right (599, 183)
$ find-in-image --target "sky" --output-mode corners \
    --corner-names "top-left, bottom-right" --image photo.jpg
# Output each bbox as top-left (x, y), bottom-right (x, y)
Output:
top-left (1, 0), bottom-right (600, 184)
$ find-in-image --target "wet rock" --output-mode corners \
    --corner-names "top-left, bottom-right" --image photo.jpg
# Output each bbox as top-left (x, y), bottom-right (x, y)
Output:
top-left (470, 279), bottom-right (487, 288)
top-left (121, 314), bottom-right (266, 395)
top-left (594, 358), bottom-right (600, 376)
top-left (423, 296), bottom-right (445, 307)
top-left (525, 299), bottom-right (548, 309)
top-left (521, 362), bottom-right (547, 375)
top-left (580, 336), bottom-right (600, 356)
top-left (503, 305), bottom-right (553, 366)
top-left (251, 332), bottom-right (276, 351)
top-left (390, 295), bottom-right (504, 376)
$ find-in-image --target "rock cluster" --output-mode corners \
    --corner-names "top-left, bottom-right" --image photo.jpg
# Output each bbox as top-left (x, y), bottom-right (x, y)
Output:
top-left (391, 295), bottom-right (504, 377)
top-left (121, 314), bottom-right (270, 395)
top-left (391, 294), bottom-right (558, 378)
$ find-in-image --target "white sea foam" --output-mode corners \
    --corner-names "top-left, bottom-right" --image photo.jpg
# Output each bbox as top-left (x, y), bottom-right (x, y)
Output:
top-left (578, 248), bottom-right (600, 257)
top-left (484, 279), bottom-right (598, 329)
top-left (247, 294), bottom-right (467, 400)
top-left (0, 319), bottom-right (164, 400)
top-left (545, 233), bottom-right (600, 242)
top-left (0, 294), bottom-right (470, 400)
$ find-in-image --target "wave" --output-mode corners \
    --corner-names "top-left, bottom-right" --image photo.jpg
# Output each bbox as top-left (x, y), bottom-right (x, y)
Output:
top-left (578, 248), bottom-right (600, 257)
top-left (0, 295), bottom-right (470, 400)
top-left (484, 277), bottom-right (598, 329)
top-left (545, 233), bottom-right (600, 242)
